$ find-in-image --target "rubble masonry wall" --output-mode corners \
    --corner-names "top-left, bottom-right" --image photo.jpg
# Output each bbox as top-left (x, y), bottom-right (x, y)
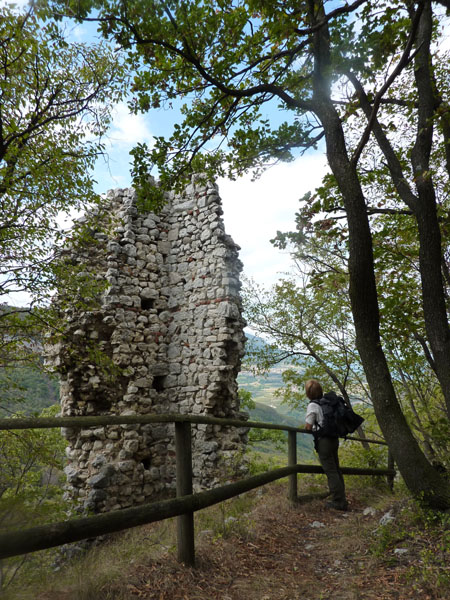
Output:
top-left (49, 177), bottom-right (248, 513)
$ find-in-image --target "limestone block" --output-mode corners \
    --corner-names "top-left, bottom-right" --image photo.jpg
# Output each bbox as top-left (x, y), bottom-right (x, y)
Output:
top-left (136, 234), bottom-right (151, 243)
top-left (198, 373), bottom-right (209, 386)
top-left (217, 301), bottom-right (240, 320)
top-left (88, 375), bottom-right (101, 387)
top-left (87, 488), bottom-right (108, 503)
top-left (123, 438), bottom-right (139, 452)
top-left (168, 227), bottom-right (179, 241)
top-left (196, 440), bottom-right (219, 454)
top-left (117, 460), bottom-right (136, 472)
top-left (65, 447), bottom-right (78, 460)
top-left (169, 272), bottom-right (182, 284)
top-left (164, 374), bottom-right (178, 388)
top-left (149, 467), bottom-right (160, 479)
top-left (122, 243), bottom-right (137, 258)
top-left (134, 377), bottom-right (152, 388)
top-left (107, 241), bottom-right (121, 254)
top-left (175, 199), bottom-right (196, 212)
top-left (90, 428), bottom-right (106, 441)
top-left (92, 454), bottom-right (107, 469)
top-left (167, 345), bottom-right (181, 359)
top-left (87, 465), bottom-right (116, 488)
top-left (64, 466), bottom-right (81, 484)
top-left (118, 448), bottom-right (133, 460)
top-left (148, 363), bottom-right (170, 377)
top-left (143, 216), bottom-right (157, 228)
top-left (139, 287), bottom-right (156, 303)
top-left (200, 228), bottom-right (212, 242)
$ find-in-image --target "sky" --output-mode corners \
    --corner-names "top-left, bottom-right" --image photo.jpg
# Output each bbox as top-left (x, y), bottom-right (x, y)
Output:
top-left (94, 101), bottom-right (328, 287)
top-left (74, 27), bottom-right (329, 290)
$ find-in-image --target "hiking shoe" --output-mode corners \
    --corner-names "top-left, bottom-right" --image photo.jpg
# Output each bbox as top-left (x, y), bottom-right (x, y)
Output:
top-left (326, 501), bottom-right (348, 511)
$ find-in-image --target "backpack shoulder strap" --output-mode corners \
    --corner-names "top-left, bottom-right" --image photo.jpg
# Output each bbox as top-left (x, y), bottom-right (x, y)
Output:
top-left (310, 399), bottom-right (323, 406)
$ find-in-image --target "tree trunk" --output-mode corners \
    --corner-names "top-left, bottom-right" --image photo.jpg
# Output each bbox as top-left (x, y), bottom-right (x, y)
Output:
top-left (409, 1), bottom-right (450, 419)
top-left (342, 2), bottom-right (450, 419)
top-left (307, 0), bottom-right (450, 509)
top-left (415, 205), bottom-right (450, 420)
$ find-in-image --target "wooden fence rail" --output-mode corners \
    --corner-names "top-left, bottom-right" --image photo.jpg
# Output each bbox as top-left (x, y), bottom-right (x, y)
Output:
top-left (0, 413), bottom-right (388, 444)
top-left (0, 413), bottom-right (394, 566)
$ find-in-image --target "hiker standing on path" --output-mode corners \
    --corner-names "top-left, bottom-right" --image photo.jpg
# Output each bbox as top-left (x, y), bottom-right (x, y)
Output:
top-left (304, 379), bottom-right (348, 511)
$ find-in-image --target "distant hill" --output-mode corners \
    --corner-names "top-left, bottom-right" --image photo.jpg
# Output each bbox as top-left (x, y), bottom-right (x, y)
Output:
top-left (248, 401), bottom-right (304, 427)
top-left (238, 334), bottom-right (313, 457)
top-left (0, 367), bottom-right (59, 416)
top-left (244, 332), bottom-right (268, 352)
top-left (244, 332), bottom-right (305, 366)
top-left (245, 401), bottom-right (313, 458)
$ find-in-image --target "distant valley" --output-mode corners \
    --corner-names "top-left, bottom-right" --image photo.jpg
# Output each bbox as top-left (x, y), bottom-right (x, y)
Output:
top-left (237, 366), bottom-right (313, 458)
top-left (1, 334), bottom-right (313, 457)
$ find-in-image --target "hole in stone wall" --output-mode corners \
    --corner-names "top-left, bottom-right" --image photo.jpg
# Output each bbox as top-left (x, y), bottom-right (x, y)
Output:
top-left (152, 375), bottom-right (166, 392)
top-left (141, 298), bottom-right (154, 310)
top-left (224, 339), bottom-right (239, 364)
top-left (141, 457), bottom-right (151, 470)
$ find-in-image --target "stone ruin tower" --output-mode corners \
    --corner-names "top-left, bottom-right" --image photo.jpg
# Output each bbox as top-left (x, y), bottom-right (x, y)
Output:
top-left (48, 176), bottom-right (248, 514)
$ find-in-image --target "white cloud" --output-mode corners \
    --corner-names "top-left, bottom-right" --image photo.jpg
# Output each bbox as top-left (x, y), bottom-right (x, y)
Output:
top-left (107, 102), bottom-right (154, 148)
top-left (91, 102), bottom-right (156, 192)
top-left (69, 24), bottom-right (89, 41)
top-left (219, 154), bottom-right (328, 288)
top-left (0, 0), bottom-right (29, 9)
top-left (436, 12), bottom-right (450, 53)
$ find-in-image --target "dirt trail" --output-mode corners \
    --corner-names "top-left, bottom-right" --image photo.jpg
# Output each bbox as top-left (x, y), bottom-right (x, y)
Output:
top-left (115, 483), bottom-right (427, 600)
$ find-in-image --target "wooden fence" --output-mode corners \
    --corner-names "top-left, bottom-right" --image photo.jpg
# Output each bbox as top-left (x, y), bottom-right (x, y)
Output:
top-left (0, 413), bottom-right (395, 566)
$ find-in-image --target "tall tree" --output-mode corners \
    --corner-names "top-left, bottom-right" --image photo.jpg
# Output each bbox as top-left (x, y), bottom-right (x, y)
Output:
top-left (43, 0), bottom-right (450, 508)
top-left (245, 205), bottom-right (448, 466)
top-left (0, 3), bottom-right (125, 368)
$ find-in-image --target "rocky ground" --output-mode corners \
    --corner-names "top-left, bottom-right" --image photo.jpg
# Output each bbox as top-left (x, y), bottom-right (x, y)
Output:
top-left (96, 481), bottom-right (447, 600)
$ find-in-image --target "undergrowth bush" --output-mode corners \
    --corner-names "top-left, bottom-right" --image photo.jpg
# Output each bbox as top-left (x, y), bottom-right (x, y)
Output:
top-left (339, 438), bottom-right (391, 490)
top-left (1, 489), bottom-right (261, 600)
top-left (1, 518), bottom-right (179, 600)
top-left (370, 498), bottom-right (450, 598)
top-left (196, 492), bottom-right (256, 541)
top-left (0, 405), bottom-right (67, 591)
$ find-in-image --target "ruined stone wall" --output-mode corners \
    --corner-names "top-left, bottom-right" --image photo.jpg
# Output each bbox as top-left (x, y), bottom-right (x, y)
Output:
top-left (49, 177), bottom-right (248, 513)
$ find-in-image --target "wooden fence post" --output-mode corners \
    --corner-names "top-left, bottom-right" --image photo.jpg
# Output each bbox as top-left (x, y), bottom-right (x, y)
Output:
top-left (288, 430), bottom-right (298, 503)
top-left (175, 421), bottom-right (195, 567)
top-left (387, 450), bottom-right (395, 491)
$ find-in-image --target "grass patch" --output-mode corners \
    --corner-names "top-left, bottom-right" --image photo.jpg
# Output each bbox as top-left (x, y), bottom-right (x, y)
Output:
top-left (1, 519), bottom-right (178, 600)
top-left (1, 489), bottom-right (262, 600)
top-left (195, 491), bottom-right (257, 542)
top-left (369, 497), bottom-right (450, 598)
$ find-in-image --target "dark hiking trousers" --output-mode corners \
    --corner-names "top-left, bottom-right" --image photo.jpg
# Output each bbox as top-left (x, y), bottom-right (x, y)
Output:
top-left (316, 436), bottom-right (347, 508)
